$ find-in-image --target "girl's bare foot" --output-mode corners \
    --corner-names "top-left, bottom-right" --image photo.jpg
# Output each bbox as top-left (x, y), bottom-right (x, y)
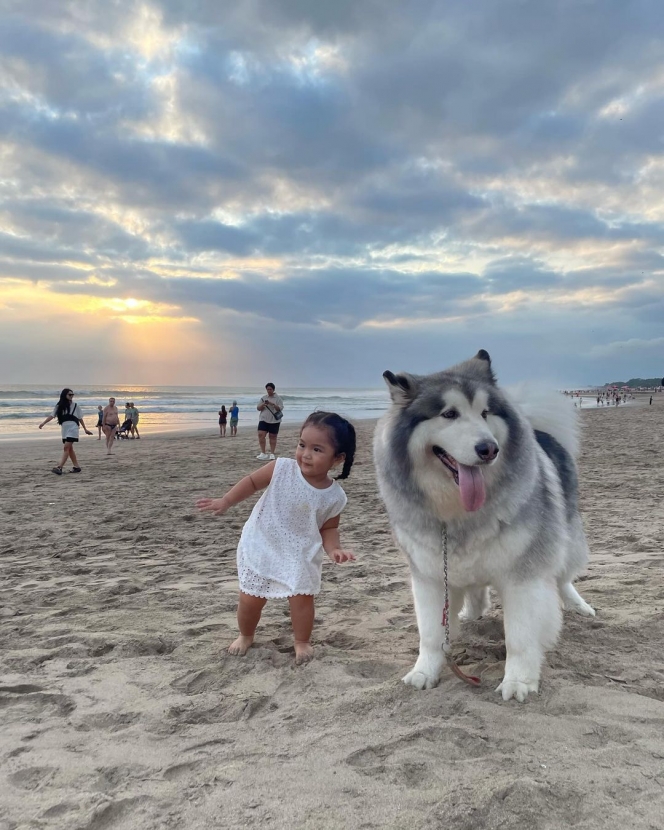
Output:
top-left (294, 641), bottom-right (314, 665)
top-left (228, 635), bottom-right (254, 656)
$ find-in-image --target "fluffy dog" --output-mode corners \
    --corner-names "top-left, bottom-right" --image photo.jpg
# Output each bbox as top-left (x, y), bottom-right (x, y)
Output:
top-left (373, 350), bottom-right (595, 702)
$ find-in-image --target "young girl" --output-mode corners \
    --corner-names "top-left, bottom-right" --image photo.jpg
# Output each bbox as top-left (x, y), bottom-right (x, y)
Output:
top-left (39, 388), bottom-right (93, 474)
top-left (197, 411), bottom-right (356, 664)
top-left (96, 405), bottom-right (104, 439)
top-left (218, 405), bottom-right (227, 437)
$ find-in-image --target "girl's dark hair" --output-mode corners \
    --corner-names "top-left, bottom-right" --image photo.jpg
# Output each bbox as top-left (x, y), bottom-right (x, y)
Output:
top-left (55, 388), bottom-right (74, 425)
top-left (221, 405), bottom-right (227, 413)
top-left (301, 411), bottom-right (356, 480)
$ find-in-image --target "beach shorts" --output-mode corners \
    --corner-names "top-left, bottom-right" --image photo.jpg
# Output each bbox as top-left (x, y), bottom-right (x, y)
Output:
top-left (258, 420), bottom-right (280, 435)
top-left (230, 418), bottom-right (238, 425)
top-left (63, 437), bottom-right (79, 444)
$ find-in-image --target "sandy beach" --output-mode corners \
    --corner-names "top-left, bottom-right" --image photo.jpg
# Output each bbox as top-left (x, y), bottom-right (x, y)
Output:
top-left (1, 399), bottom-right (663, 829)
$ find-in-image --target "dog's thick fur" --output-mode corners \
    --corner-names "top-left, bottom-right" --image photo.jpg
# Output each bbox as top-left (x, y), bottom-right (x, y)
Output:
top-left (373, 350), bottom-right (595, 702)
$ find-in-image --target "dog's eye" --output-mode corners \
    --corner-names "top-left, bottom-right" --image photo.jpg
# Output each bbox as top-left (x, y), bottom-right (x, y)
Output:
top-left (481, 409), bottom-right (489, 420)
top-left (442, 409), bottom-right (458, 419)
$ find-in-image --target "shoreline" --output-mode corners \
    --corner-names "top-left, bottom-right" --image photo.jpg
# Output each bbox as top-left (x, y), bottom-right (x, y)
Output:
top-left (0, 416), bottom-right (380, 446)
top-left (0, 394), bottom-right (650, 444)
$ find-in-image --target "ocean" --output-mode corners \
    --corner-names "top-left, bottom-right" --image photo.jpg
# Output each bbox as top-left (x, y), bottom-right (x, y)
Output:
top-left (0, 385), bottom-right (392, 441)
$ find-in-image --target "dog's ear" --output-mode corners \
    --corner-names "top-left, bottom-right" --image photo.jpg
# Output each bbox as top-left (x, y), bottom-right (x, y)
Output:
top-left (383, 371), bottom-right (419, 403)
top-left (472, 349), bottom-right (496, 384)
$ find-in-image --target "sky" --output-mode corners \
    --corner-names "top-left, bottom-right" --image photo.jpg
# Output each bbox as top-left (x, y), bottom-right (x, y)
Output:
top-left (1, 0), bottom-right (663, 388)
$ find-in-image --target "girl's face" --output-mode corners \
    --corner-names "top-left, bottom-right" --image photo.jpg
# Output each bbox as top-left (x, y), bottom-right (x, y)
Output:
top-left (296, 425), bottom-right (344, 480)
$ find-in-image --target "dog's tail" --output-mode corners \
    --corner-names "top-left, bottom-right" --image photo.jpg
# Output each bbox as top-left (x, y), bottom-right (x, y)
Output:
top-left (506, 384), bottom-right (580, 459)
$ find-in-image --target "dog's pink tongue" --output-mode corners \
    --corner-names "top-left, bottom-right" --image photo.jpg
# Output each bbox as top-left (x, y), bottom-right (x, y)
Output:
top-left (457, 464), bottom-right (486, 512)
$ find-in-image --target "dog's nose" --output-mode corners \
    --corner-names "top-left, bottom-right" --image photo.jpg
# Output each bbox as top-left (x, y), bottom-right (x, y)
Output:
top-left (475, 441), bottom-right (499, 461)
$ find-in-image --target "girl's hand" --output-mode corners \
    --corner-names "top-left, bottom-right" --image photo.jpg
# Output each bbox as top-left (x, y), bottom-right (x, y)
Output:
top-left (196, 497), bottom-right (229, 516)
top-left (85, 430), bottom-right (93, 435)
top-left (328, 549), bottom-right (355, 564)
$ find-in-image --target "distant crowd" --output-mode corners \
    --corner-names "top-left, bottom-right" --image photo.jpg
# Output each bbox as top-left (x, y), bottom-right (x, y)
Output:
top-left (564, 387), bottom-right (662, 407)
top-left (38, 382), bottom-right (289, 474)
top-left (39, 391), bottom-right (142, 473)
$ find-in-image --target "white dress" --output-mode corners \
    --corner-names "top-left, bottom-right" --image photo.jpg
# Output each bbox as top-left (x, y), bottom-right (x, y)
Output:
top-left (237, 458), bottom-right (347, 598)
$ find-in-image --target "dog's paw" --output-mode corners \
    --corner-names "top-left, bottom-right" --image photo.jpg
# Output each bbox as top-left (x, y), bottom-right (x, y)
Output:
top-left (565, 599), bottom-right (596, 617)
top-left (402, 668), bottom-right (440, 690)
top-left (459, 606), bottom-right (483, 622)
top-left (495, 678), bottom-right (539, 703)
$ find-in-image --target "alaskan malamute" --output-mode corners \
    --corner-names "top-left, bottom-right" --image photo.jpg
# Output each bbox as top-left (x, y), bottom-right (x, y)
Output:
top-left (374, 350), bottom-right (595, 702)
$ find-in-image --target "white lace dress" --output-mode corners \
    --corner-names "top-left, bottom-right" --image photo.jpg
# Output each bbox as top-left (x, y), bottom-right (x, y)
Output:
top-left (237, 458), bottom-right (347, 598)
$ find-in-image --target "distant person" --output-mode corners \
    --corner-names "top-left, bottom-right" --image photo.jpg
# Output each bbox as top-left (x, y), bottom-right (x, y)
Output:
top-left (229, 401), bottom-right (239, 436)
top-left (102, 397), bottom-right (120, 455)
top-left (96, 405), bottom-right (104, 439)
top-left (256, 383), bottom-right (284, 460)
top-left (39, 388), bottom-right (92, 474)
top-left (197, 411), bottom-right (356, 664)
top-left (218, 405), bottom-right (227, 437)
top-left (129, 403), bottom-right (140, 439)
top-left (650, 396), bottom-right (653, 405)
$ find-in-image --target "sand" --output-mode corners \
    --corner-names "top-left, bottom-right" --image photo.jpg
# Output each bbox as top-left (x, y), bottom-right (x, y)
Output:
top-left (1, 400), bottom-right (663, 829)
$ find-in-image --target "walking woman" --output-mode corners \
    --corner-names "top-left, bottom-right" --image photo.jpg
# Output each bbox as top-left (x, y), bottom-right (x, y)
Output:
top-left (39, 388), bottom-right (92, 474)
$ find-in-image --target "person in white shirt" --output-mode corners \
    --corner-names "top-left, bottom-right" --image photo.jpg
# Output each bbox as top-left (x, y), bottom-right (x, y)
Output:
top-left (256, 382), bottom-right (284, 460)
top-left (39, 388), bottom-right (92, 474)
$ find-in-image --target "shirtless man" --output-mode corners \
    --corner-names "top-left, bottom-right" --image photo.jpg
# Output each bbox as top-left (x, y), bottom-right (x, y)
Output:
top-left (102, 397), bottom-right (120, 455)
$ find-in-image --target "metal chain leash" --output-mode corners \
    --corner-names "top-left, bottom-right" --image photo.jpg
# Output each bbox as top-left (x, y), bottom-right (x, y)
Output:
top-left (441, 522), bottom-right (451, 654)
top-left (440, 520), bottom-right (481, 687)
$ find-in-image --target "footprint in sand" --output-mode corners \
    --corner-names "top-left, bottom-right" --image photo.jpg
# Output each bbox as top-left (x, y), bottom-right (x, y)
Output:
top-left (74, 711), bottom-right (140, 732)
top-left (8, 766), bottom-right (56, 790)
top-left (346, 726), bottom-right (491, 783)
top-left (343, 659), bottom-right (397, 681)
top-left (1, 690), bottom-right (76, 719)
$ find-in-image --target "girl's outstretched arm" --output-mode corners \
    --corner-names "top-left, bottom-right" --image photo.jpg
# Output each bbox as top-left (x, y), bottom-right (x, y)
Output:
top-left (39, 415), bottom-right (55, 429)
top-left (197, 461), bottom-right (275, 516)
top-left (320, 515), bottom-right (355, 564)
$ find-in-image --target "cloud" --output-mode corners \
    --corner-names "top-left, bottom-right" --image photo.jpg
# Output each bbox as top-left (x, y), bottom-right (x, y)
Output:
top-left (589, 337), bottom-right (664, 358)
top-left (1, 0), bottom-right (664, 386)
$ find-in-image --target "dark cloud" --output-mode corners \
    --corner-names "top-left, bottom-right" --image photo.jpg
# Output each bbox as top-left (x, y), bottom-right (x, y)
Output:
top-left (1, 0), bottom-right (664, 384)
top-left (45, 264), bottom-right (485, 328)
top-left (0, 16), bottom-right (151, 119)
top-left (483, 258), bottom-right (562, 293)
